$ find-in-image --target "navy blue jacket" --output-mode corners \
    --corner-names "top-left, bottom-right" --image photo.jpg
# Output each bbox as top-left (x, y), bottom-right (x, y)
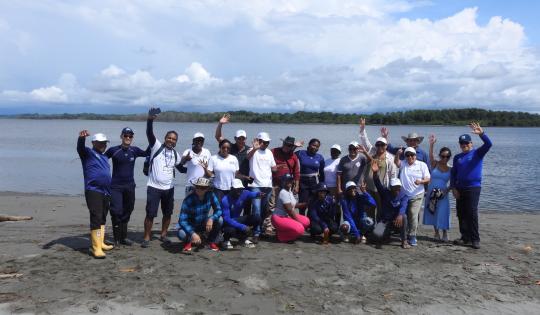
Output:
top-left (105, 145), bottom-right (148, 187)
top-left (451, 133), bottom-right (492, 189)
top-left (308, 195), bottom-right (338, 230)
top-left (340, 192), bottom-right (376, 237)
top-left (374, 176), bottom-right (408, 222)
top-left (77, 137), bottom-right (111, 195)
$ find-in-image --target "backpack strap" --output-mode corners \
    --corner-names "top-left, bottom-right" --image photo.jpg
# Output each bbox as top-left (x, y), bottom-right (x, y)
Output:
top-left (148, 144), bottom-right (166, 175)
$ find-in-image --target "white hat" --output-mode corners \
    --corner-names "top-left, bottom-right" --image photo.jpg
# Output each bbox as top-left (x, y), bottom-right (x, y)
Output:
top-left (349, 141), bottom-right (359, 147)
top-left (375, 137), bottom-right (388, 145)
top-left (92, 133), bottom-right (109, 142)
top-left (257, 132), bottom-right (271, 142)
top-left (390, 178), bottom-right (402, 187)
top-left (404, 147), bottom-right (416, 155)
top-left (192, 177), bottom-right (211, 187)
top-left (193, 132), bottom-right (205, 139)
top-left (330, 144), bottom-right (342, 152)
top-left (231, 179), bottom-right (245, 189)
top-left (235, 130), bottom-right (247, 138)
top-left (345, 181), bottom-right (357, 190)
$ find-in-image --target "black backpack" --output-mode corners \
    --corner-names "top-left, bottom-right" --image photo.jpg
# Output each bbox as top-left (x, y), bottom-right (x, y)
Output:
top-left (143, 144), bottom-right (179, 176)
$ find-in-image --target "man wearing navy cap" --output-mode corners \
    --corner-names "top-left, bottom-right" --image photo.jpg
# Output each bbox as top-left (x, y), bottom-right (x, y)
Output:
top-left (105, 127), bottom-right (148, 247)
top-left (451, 122), bottom-right (492, 249)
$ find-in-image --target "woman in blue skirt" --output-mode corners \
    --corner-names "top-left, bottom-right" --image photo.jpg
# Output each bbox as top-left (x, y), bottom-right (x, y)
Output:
top-left (423, 134), bottom-right (451, 241)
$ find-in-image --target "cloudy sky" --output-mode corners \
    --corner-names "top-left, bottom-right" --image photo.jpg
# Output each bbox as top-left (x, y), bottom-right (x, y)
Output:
top-left (1, 0), bottom-right (539, 113)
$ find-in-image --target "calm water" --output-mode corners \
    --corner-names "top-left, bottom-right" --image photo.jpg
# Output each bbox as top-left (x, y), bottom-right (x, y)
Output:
top-left (0, 119), bottom-right (538, 212)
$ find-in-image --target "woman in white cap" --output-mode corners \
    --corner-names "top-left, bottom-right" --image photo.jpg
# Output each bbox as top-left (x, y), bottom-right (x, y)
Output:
top-left (395, 147), bottom-right (430, 246)
top-left (214, 113), bottom-right (251, 185)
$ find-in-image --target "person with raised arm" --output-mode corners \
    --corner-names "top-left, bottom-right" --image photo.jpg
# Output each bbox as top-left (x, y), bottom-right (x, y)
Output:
top-left (381, 127), bottom-right (429, 166)
top-left (180, 132), bottom-right (211, 196)
top-left (142, 107), bottom-right (182, 248)
top-left (451, 122), bottom-right (492, 249)
top-left (422, 134), bottom-right (452, 242)
top-left (339, 180), bottom-right (376, 245)
top-left (214, 113), bottom-right (251, 185)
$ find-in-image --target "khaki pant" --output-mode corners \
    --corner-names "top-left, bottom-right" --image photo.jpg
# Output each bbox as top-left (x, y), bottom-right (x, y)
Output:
top-left (407, 193), bottom-right (424, 237)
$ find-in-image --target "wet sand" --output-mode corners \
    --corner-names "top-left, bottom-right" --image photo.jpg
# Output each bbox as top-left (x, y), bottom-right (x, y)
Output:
top-left (0, 192), bottom-right (539, 314)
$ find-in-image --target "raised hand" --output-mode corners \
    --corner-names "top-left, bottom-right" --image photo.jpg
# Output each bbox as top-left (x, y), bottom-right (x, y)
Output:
top-left (182, 151), bottom-right (192, 163)
top-left (371, 160), bottom-right (379, 173)
top-left (396, 147), bottom-right (403, 157)
top-left (380, 127), bottom-right (389, 139)
top-left (359, 181), bottom-right (367, 193)
top-left (359, 117), bottom-right (366, 132)
top-left (79, 130), bottom-right (90, 137)
top-left (469, 121), bottom-right (484, 135)
top-left (252, 138), bottom-right (261, 150)
top-left (428, 134), bottom-right (436, 146)
top-left (294, 140), bottom-right (304, 148)
top-left (199, 159), bottom-right (208, 169)
top-left (219, 113), bottom-right (231, 124)
top-left (148, 107), bottom-right (159, 120)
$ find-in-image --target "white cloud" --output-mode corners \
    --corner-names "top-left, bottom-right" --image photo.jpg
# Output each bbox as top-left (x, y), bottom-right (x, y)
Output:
top-left (101, 65), bottom-right (126, 77)
top-left (30, 86), bottom-right (67, 103)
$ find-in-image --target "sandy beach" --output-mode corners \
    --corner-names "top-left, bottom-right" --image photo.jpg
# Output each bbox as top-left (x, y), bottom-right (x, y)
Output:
top-left (0, 191), bottom-right (539, 314)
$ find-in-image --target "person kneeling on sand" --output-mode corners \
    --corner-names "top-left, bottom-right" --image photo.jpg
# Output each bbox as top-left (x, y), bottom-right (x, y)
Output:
top-left (370, 161), bottom-right (410, 249)
top-left (308, 183), bottom-right (340, 244)
top-left (271, 174), bottom-right (310, 243)
top-left (178, 177), bottom-right (223, 253)
top-left (340, 181), bottom-right (376, 244)
top-left (221, 179), bottom-right (262, 249)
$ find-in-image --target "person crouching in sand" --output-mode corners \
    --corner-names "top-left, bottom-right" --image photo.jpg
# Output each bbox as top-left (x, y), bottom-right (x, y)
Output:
top-left (370, 161), bottom-right (410, 249)
top-left (178, 177), bottom-right (223, 253)
top-left (339, 181), bottom-right (376, 245)
top-left (308, 183), bottom-right (340, 244)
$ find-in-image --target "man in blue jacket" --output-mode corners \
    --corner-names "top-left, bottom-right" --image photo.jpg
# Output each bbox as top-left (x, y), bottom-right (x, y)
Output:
top-left (340, 181), bottom-right (376, 244)
top-left (77, 130), bottom-right (113, 258)
top-left (451, 122), bottom-right (492, 249)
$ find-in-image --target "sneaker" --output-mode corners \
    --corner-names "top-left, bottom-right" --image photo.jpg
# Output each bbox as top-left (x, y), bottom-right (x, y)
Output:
top-left (141, 240), bottom-right (150, 248)
top-left (225, 241), bottom-right (234, 250)
top-left (453, 238), bottom-right (470, 246)
top-left (208, 243), bottom-right (219, 251)
top-left (408, 236), bottom-right (418, 246)
top-left (243, 239), bottom-right (256, 248)
top-left (182, 242), bottom-right (192, 253)
top-left (471, 241), bottom-right (481, 249)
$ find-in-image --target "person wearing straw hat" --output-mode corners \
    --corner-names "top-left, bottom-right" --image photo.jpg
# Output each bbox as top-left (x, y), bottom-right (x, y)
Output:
top-left (178, 177), bottom-right (223, 253)
top-left (221, 179), bottom-right (263, 249)
top-left (380, 128), bottom-right (429, 166)
top-left (76, 130), bottom-right (114, 258)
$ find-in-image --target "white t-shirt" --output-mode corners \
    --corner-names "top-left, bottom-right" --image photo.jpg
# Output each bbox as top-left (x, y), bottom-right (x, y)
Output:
top-left (274, 188), bottom-right (297, 217)
top-left (147, 140), bottom-right (181, 190)
top-left (248, 148), bottom-right (276, 188)
top-left (399, 160), bottom-right (430, 197)
top-left (208, 154), bottom-right (239, 190)
top-left (323, 157), bottom-right (340, 188)
top-left (182, 147), bottom-right (212, 187)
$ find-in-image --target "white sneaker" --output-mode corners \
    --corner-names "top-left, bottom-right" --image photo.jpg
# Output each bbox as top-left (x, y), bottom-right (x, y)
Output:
top-left (225, 241), bottom-right (234, 250)
top-left (243, 239), bottom-right (256, 248)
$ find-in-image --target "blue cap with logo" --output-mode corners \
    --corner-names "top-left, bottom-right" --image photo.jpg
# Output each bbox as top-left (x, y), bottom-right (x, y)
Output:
top-left (458, 134), bottom-right (472, 143)
top-left (121, 127), bottom-right (134, 135)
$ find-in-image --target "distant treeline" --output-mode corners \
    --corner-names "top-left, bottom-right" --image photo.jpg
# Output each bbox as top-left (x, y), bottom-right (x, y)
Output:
top-left (4, 108), bottom-right (540, 126)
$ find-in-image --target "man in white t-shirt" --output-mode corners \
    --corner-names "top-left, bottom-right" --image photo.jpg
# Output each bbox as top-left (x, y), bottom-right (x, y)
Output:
top-left (247, 132), bottom-right (277, 241)
top-left (395, 147), bottom-right (430, 246)
top-left (142, 107), bottom-right (182, 248)
top-left (323, 144), bottom-right (342, 197)
top-left (180, 132), bottom-right (212, 195)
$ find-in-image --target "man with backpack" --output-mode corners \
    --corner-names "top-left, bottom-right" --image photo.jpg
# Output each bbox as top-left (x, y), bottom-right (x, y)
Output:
top-left (142, 107), bottom-right (183, 248)
top-left (105, 127), bottom-right (148, 247)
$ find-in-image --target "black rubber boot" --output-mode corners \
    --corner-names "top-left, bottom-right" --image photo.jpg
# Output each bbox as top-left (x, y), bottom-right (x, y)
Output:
top-left (120, 223), bottom-right (133, 246)
top-left (112, 224), bottom-right (122, 247)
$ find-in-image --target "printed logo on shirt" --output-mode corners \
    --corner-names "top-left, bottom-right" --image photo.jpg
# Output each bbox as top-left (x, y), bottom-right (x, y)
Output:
top-left (355, 161), bottom-right (361, 167)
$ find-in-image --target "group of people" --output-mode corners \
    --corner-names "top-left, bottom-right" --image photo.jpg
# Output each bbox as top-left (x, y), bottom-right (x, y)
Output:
top-left (77, 108), bottom-right (492, 258)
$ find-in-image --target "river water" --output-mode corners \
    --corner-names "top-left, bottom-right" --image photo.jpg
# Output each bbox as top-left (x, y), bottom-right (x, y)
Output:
top-left (0, 119), bottom-right (538, 212)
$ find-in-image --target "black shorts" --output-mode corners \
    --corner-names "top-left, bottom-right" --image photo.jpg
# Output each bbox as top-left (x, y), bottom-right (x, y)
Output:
top-left (145, 186), bottom-right (174, 218)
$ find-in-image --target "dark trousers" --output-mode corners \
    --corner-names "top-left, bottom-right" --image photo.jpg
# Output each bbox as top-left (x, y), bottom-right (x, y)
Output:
top-left (85, 190), bottom-right (110, 230)
top-left (310, 220), bottom-right (339, 236)
top-left (456, 187), bottom-right (481, 242)
top-left (223, 215), bottom-right (261, 241)
top-left (371, 215), bottom-right (408, 243)
top-left (178, 219), bottom-right (223, 243)
top-left (299, 176), bottom-right (319, 215)
top-left (110, 185), bottom-right (135, 225)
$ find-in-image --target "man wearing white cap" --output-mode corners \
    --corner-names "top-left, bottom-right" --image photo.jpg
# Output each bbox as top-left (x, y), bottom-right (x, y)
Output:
top-left (323, 144), bottom-right (342, 198)
top-left (77, 130), bottom-right (113, 258)
top-left (180, 132), bottom-right (212, 195)
top-left (359, 118), bottom-right (398, 220)
top-left (395, 147), bottom-right (430, 246)
top-left (215, 113), bottom-right (251, 184)
top-left (336, 141), bottom-right (368, 197)
top-left (246, 131), bottom-right (277, 241)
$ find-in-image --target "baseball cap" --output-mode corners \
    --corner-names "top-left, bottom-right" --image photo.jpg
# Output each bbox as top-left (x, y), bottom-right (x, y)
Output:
top-left (193, 132), bottom-right (205, 139)
top-left (345, 181), bottom-right (357, 190)
top-left (280, 173), bottom-right (294, 182)
top-left (349, 141), bottom-right (359, 147)
top-left (92, 133), bottom-right (109, 142)
top-left (330, 144), bottom-right (342, 152)
top-left (375, 137), bottom-right (387, 145)
top-left (231, 179), bottom-right (245, 189)
top-left (404, 147), bottom-right (416, 155)
top-left (257, 132), bottom-right (271, 142)
top-left (235, 130), bottom-right (247, 138)
top-left (390, 178), bottom-right (402, 187)
top-left (459, 134), bottom-right (472, 143)
top-left (121, 127), bottom-right (134, 135)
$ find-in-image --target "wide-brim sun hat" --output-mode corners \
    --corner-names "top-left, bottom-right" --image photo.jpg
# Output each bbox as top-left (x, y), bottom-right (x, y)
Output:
top-left (401, 132), bottom-right (424, 144)
top-left (191, 177), bottom-right (211, 187)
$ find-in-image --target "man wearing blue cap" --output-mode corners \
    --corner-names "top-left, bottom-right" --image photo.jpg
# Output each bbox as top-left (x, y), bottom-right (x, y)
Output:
top-left (451, 122), bottom-right (492, 249)
top-left (105, 127), bottom-right (148, 246)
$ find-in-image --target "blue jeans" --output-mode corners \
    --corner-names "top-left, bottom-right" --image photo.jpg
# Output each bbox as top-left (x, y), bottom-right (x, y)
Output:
top-left (249, 187), bottom-right (272, 236)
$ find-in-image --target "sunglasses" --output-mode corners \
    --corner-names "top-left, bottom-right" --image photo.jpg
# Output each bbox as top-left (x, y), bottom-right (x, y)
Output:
top-left (440, 155), bottom-right (451, 159)
top-left (375, 142), bottom-right (386, 147)
top-left (405, 153), bottom-right (415, 157)
top-left (123, 134), bottom-right (133, 138)
top-left (459, 141), bottom-right (470, 145)
top-left (259, 140), bottom-right (270, 145)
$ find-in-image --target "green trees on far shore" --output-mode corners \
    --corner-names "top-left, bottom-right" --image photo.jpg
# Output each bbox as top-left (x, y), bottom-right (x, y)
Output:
top-left (5, 108), bottom-right (540, 127)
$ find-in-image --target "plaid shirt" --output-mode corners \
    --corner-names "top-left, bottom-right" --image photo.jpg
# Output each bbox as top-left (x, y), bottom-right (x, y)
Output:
top-left (179, 191), bottom-right (222, 235)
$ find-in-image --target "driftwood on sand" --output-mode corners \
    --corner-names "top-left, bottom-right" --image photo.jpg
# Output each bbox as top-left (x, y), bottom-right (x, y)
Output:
top-left (0, 215), bottom-right (33, 222)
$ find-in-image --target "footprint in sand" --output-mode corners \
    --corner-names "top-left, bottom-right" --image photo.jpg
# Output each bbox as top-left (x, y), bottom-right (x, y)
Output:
top-left (240, 275), bottom-right (269, 291)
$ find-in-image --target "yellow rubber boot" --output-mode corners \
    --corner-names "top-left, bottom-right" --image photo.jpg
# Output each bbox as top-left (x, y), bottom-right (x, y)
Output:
top-left (90, 229), bottom-right (106, 259)
top-left (100, 225), bottom-right (114, 251)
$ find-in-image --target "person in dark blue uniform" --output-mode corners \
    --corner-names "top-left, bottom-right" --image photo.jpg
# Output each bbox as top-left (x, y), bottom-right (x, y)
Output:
top-left (77, 130), bottom-right (113, 259)
top-left (295, 138), bottom-right (325, 215)
top-left (105, 127), bottom-right (148, 246)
